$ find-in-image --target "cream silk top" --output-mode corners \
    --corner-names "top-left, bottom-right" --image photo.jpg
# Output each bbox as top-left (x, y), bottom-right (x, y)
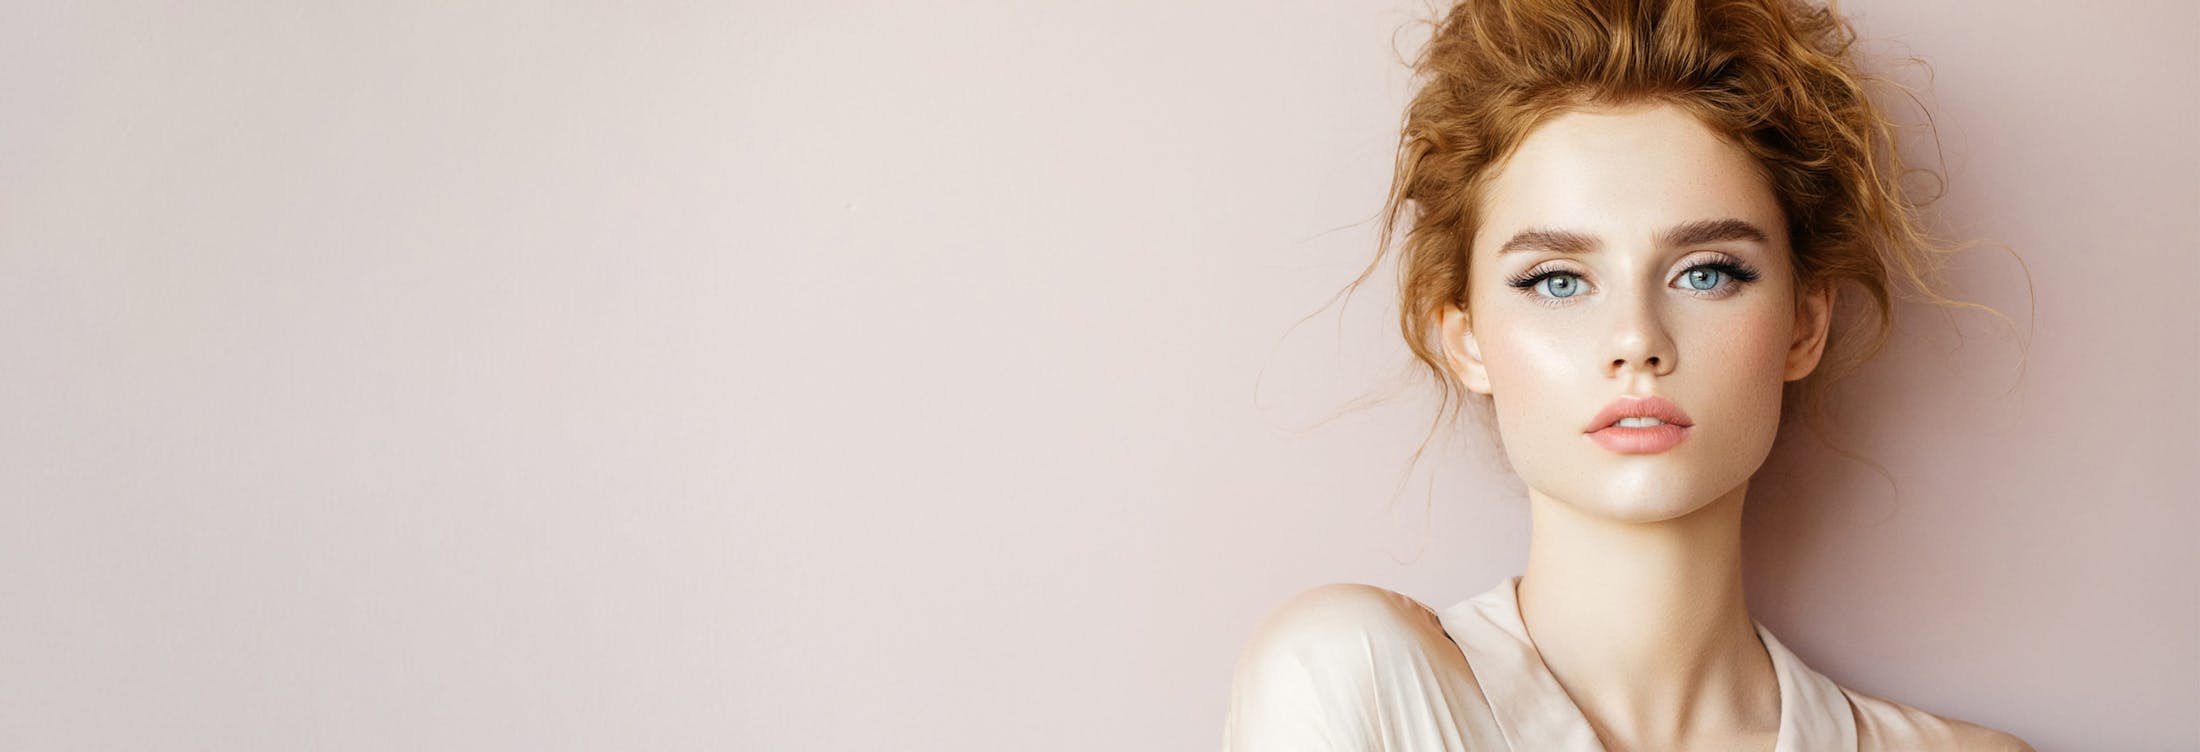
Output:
top-left (1223, 577), bottom-right (2029, 751)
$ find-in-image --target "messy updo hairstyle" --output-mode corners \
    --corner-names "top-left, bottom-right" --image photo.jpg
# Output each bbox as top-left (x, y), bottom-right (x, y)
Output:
top-left (1350, 0), bottom-right (2018, 467)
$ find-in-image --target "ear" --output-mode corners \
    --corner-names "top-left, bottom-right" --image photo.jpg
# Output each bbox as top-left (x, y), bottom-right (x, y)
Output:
top-left (1438, 301), bottom-right (1493, 395)
top-left (1783, 281), bottom-right (1835, 382)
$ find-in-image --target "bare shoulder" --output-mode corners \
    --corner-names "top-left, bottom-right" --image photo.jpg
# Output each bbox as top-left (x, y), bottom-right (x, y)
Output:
top-left (1844, 686), bottom-right (2034, 751)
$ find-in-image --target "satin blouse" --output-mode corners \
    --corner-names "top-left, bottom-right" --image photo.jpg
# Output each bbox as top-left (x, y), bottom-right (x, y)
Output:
top-left (1222, 576), bottom-right (2029, 751)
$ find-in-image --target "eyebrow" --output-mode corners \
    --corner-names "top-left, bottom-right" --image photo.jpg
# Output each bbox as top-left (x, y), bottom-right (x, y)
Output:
top-left (1495, 218), bottom-right (1772, 255)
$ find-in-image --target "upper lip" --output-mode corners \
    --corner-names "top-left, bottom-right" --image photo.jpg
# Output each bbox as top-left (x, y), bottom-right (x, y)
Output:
top-left (1585, 394), bottom-right (1695, 432)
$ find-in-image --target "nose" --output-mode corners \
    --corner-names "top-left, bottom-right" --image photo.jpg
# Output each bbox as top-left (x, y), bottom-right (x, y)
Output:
top-left (1605, 287), bottom-right (1677, 381)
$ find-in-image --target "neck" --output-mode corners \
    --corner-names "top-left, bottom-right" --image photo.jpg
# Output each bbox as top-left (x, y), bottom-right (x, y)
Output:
top-left (1515, 480), bottom-right (1779, 749)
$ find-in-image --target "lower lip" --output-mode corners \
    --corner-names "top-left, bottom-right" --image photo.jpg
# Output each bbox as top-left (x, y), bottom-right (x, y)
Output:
top-left (1587, 424), bottom-right (1691, 454)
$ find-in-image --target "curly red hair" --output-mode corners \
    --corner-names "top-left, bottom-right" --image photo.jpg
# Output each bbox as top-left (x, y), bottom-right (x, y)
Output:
top-left (1346, 0), bottom-right (2017, 465)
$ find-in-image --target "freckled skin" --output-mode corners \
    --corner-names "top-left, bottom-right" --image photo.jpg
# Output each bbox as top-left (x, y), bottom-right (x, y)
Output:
top-left (1228, 101), bottom-right (2030, 752)
top-left (1435, 103), bottom-right (1837, 750)
top-left (1442, 103), bottom-right (1822, 525)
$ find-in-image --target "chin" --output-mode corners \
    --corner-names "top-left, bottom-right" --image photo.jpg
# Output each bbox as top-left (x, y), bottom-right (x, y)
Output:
top-left (1575, 492), bottom-right (1717, 524)
top-left (1506, 429), bottom-right (1764, 524)
top-left (1540, 469), bottom-right (1736, 524)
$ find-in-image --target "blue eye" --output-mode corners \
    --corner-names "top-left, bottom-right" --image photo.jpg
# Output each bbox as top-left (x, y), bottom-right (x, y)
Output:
top-left (1537, 273), bottom-right (1584, 298)
top-left (1681, 267), bottom-right (1725, 290)
top-left (1676, 260), bottom-right (1762, 294)
top-left (1503, 257), bottom-right (1763, 305)
top-left (1504, 268), bottom-right (1590, 304)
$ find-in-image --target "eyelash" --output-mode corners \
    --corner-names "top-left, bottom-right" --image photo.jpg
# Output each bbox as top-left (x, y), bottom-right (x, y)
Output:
top-left (1504, 256), bottom-right (1764, 306)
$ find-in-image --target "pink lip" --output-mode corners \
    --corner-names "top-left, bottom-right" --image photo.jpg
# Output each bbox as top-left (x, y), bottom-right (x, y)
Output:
top-left (1584, 394), bottom-right (1695, 455)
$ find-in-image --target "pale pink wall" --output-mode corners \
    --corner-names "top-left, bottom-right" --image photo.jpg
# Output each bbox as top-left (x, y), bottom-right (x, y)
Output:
top-left (1, 1), bottom-right (2191, 750)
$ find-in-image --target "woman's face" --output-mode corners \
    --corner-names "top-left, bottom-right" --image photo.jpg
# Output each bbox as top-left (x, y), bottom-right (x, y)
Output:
top-left (1439, 103), bottom-right (1833, 523)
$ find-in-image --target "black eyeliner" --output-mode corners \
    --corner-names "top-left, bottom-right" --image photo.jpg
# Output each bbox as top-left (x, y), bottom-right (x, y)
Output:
top-left (1694, 256), bottom-right (1761, 282)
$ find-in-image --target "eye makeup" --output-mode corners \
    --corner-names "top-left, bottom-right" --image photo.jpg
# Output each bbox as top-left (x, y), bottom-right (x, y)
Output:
top-left (1691, 252), bottom-right (1763, 282)
top-left (1502, 252), bottom-right (1765, 304)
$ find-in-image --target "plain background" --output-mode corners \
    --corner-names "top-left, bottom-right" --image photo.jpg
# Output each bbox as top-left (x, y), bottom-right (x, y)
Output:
top-left (3, 1), bottom-right (2194, 750)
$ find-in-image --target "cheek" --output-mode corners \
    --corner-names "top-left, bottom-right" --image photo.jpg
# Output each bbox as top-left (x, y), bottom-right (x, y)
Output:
top-left (1727, 303), bottom-right (1795, 382)
top-left (1474, 308), bottom-right (1588, 391)
top-left (1689, 301), bottom-right (1796, 424)
top-left (1472, 297), bottom-right (1794, 429)
top-left (1473, 316), bottom-right (1587, 442)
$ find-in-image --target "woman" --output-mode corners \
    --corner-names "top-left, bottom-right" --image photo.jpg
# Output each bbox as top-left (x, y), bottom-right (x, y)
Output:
top-left (1222, 1), bottom-right (2030, 750)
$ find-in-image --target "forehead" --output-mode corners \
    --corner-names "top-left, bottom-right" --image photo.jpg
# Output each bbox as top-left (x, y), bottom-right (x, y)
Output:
top-left (1474, 104), bottom-right (1785, 254)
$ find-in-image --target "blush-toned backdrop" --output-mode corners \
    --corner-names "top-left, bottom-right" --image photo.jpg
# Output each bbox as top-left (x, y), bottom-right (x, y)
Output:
top-left (3, 1), bottom-right (2192, 750)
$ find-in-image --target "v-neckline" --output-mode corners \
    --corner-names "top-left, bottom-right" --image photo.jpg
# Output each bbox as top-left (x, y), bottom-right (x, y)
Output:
top-left (1435, 576), bottom-right (1858, 751)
